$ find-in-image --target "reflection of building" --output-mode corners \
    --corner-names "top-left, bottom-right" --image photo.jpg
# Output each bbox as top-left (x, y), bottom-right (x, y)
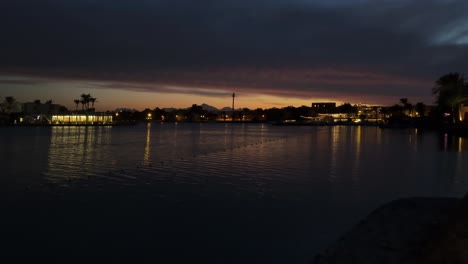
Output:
top-left (45, 126), bottom-right (113, 183)
top-left (51, 114), bottom-right (113, 125)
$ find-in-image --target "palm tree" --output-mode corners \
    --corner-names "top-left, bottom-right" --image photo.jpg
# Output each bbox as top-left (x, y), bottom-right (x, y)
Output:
top-left (89, 97), bottom-right (97, 110)
top-left (415, 102), bottom-right (426, 117)
top-left (80, 99), bottom-right (86, 111)
top-left (74, 99), bottom-right (80, 111)
top-left (432, 73), bottom-right (468, 123)
top-left (80, 94), bottom-right (91, 111)
top-left (399, 98), bottom-right (412, 116)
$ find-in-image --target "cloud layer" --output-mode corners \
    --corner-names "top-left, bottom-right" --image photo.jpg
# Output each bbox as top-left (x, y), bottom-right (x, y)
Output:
top-left (1, 0), bottom-right (468, 104)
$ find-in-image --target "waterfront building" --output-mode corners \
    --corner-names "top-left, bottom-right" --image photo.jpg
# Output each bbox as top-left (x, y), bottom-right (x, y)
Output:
top-left (51, 113), bottom-right (113, 125)
top-left (357, 105), bottom-right (383, 122)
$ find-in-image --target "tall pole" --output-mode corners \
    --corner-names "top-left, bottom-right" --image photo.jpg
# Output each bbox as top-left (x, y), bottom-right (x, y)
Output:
top-left (232, 93), bottom-right (235, 122)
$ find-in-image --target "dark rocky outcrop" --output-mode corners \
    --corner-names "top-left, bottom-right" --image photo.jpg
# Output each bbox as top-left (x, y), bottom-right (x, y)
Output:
top-left (313, 197), bottom-right (461, 264)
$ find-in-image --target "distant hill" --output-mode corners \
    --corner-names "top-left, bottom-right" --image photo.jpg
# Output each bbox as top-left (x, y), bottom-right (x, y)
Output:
top-left (220, 106), bottom-right (245, 112)
top-left (114, 108), bottom-right (138, 113)
top-left (220, 107), bottom-right (233, 112)
top-left (201, 103), bottom-right (218, 112)
top-left (162, 108), bottom-right (178, 112)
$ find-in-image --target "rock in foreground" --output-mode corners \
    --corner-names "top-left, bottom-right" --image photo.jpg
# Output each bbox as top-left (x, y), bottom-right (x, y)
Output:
top-left (314, 197), bottom-right (460, 264)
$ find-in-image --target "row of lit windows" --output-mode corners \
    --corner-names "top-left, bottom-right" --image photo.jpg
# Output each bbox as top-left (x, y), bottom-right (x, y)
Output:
top-left (51, 115), bottom-right (113, 123)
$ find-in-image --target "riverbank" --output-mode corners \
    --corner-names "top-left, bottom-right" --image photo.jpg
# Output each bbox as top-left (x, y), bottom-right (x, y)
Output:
top-left (313, 195), bottom-right (468, 264)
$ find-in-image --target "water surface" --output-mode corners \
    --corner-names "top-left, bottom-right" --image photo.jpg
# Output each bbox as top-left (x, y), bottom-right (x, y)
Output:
top-left (1, 123), bottom-right (467, 263)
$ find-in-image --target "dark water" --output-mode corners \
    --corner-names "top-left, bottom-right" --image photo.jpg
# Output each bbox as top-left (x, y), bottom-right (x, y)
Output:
top-left (1, 123), bottom-right (467, 263)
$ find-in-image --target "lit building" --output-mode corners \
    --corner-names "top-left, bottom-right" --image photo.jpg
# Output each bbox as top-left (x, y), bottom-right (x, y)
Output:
top-left (51, 114), bottom-right (113, 125)
top-left (357, 105), bottom-right (383, 122)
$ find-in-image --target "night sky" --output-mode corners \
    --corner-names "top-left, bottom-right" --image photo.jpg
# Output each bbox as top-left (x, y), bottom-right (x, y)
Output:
top-left (1, 0), bottom-right (468, 111)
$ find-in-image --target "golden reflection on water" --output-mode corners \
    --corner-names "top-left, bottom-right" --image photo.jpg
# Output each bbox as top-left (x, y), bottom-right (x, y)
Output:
top-left (45, 126), bottom-right (112, 183)
top-left (327, 126), bottom-right (365, 185)
top-left (351, 126), bottom-right (362, 183)
top-left (329, 126), bottom-right (339, 181)
top-left (440, 134), bottom-right (468, 153)
top-left (143, 123), bottom-right (151, 165)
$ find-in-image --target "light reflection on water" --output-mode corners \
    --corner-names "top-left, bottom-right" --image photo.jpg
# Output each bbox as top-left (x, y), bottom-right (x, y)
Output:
top-left (33, 123), bottom-right (468, 205)
top-left (1, 124), bottom-right (468, 263)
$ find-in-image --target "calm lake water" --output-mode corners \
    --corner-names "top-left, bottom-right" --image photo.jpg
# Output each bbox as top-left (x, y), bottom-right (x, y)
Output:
top-left (1, 123), bottom-right (467, 263)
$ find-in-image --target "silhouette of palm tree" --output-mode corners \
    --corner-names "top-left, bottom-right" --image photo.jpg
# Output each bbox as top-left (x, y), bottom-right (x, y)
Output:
top-left (89, 97), bottom-right (97, 110)
top-left (74, 99), bottom-right (80, 111)
top-left (80, 99), bottom-right (86, 111)
top-left (80, 94), bottom-right (91, 111)
top-left (433, 73), bottom-right (468, 122)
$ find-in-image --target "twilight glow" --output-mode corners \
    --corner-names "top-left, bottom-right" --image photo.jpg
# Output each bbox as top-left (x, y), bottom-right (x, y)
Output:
top-left (1, 0), bottom-right (468, 111)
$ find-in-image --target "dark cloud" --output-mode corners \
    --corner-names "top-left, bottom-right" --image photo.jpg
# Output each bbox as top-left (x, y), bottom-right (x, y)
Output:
top-left (1, 0), bottom-right (468, 102)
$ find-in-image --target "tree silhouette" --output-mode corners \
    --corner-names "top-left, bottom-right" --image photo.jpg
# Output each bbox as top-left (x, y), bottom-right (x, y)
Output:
top-left (80, 99), bottom-right (86, 111)
top-left (399, 98), bottom-right (413, 116)
top-left (415, 102), bottom-right (426, 117)
top-left (74, 99), bottom-right (80, 111)
top-left (4, 96), bottom-right (15, 113)
top-left (80, 94), bottom-right (91, 110)
top-left (432, 73), bottom-right (468, 123)
top-left (89, 97), bottom-right (97, 110)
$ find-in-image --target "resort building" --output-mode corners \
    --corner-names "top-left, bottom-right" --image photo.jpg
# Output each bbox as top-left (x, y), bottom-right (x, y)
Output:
top-left (51, 113), bottom-right (113, 125)
top-left (357, 105), bottom-right (383, 122)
